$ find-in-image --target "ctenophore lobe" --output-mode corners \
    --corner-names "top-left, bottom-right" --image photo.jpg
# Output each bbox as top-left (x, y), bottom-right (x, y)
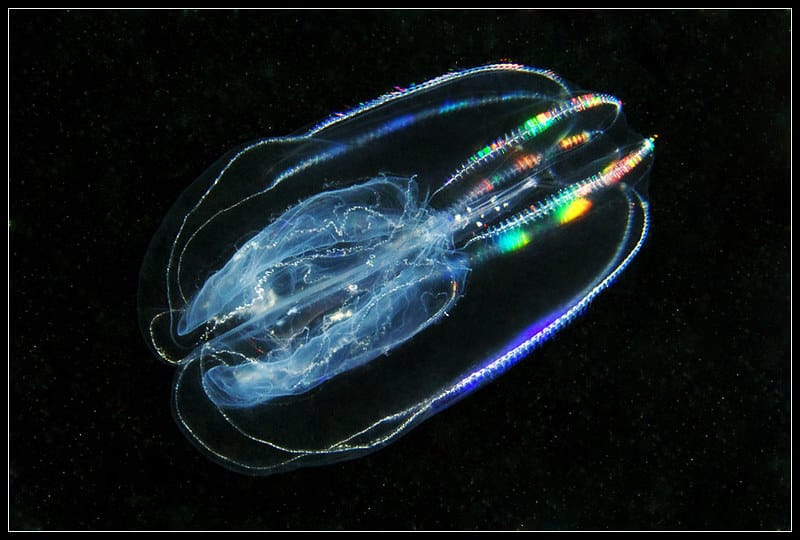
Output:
top-left (138, 64), bottom-right (655, 474)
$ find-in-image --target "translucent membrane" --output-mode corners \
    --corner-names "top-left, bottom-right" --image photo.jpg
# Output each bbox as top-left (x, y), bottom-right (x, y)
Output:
top-left (138, 64), bottom-right (654, 475)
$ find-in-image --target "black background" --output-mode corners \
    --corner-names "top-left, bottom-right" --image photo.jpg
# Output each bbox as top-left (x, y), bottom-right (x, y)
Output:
top-left (9, 10), bottom-right (790, 530)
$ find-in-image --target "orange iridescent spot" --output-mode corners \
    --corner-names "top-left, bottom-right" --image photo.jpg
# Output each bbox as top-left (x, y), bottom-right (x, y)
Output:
top-left (515, 154), bottom-right (540, 171)
top-left (558, 131), bottom-right (590, 150)
top-left (557, 198), bottom-right (592, 224)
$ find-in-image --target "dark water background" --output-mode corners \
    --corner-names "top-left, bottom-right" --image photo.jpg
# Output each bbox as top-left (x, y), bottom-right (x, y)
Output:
top-left (9, 9), bottom-right (790, 530)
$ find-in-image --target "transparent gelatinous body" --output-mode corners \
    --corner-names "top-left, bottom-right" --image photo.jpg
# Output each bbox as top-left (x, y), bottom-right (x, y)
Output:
top-left (138, 64), bottom-right (655, 475)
